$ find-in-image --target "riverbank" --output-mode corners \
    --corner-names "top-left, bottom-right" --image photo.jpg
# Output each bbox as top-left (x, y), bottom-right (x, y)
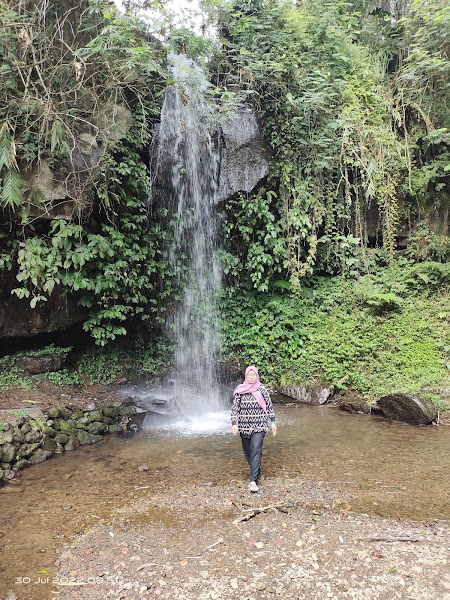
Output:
top-left (48, 476), bottom-right (450, 600)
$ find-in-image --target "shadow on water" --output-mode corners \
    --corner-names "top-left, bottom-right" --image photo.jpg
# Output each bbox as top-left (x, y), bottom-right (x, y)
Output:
top-left (1, 403), bottom-right (449, 599)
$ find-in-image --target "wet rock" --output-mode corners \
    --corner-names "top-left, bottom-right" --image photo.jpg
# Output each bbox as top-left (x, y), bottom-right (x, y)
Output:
top-left (217, 105), bottom-right (269, 203)
top-left (3, 469), bottom-right (16, 480)
top-left (76, 430), bottom-right (103, 445)
top-left (72, 411), bottom-right (85, 420)
top-left (54, 433), bottom-right (69, 445)
top-left (278, 384), bottom-right (332, 405)
top-left (16, 354), bottom-right (63, 374)
top-left (1, 443), bottom-right (17, 463)
top-left (103, 416), bottom-right (113, 425)
top-left (339, 398), bottom-right (371, 414)
top-left (13, 458), bottom-right (28, 470)
top-left (377, 393), bottom-right (437, 425)
top-left (119, 405), bottom-right (136, 417)
top-left (87, 421), bottom-right (108, 435)
top-left (107, 424), bottom-right (123, 434)
top-left (88, 410), bottom-right (104, 422)
top-left (1, 462), bottom-right (11, 469)
top-left (64, 436), bottom-right (80, 452)
top-left (76, 417), bottom-right (90, 427)
top-left (0, 430), bottom-right (14, 444)
top-left (103, 406), bottom-right (119, 418)
top-left (29, 449), bottom-right (53, 464)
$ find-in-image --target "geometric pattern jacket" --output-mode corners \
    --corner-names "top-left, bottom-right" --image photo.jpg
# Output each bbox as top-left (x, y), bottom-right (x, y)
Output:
top-left (231, 385), bottom-right (276, 436)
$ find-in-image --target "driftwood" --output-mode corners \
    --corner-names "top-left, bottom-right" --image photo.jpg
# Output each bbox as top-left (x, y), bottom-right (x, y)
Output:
top-left (359, 536), bottom-right (423, 543)
top-left (232, 502), bottom-right (293, 525)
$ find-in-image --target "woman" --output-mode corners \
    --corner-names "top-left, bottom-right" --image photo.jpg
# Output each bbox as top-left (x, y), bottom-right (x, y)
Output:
top-left (231, 366), bottom-right (277, 492)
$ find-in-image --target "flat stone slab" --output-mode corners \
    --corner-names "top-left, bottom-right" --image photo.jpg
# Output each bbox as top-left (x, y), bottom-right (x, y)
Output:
top-left (0, 408), bottom-right (45, 420)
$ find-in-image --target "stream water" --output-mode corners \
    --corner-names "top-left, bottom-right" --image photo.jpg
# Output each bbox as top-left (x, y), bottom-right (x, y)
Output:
top-left (1, 404), bottom-right (449, 599)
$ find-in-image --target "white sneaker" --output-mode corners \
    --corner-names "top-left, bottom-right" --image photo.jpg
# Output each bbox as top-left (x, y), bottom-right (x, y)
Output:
top-left (249, 482), bottom-right (259, 493)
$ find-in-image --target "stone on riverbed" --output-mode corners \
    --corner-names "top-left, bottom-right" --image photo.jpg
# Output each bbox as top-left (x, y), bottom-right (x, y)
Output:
top-left (1, 443), bottom-right (17, 463)
top-left (339, 397), bottom-right (371, 414)
top-left (87, 421), bottom-right (108, 435)
top-left (29, 449), bottom-right (54, 464)
top-left (76, 430), bottom-right (103, 445)
top-left (64, 436), bottom-right (80, 452)
top-left (377, 393), bottom-right (437, 424)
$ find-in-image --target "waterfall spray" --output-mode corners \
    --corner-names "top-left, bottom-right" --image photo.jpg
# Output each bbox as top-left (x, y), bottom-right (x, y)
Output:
top-left (151, 53), bottom-right (224, 415)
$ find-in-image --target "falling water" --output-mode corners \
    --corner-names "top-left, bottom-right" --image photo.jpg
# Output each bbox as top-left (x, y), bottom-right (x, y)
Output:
top-left (149, 53), bottom-right (224, 416)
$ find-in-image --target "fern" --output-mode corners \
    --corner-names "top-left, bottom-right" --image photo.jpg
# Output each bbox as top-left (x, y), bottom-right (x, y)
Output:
top-left (0, 122), bottom-right (17, 170)
top-left (1, 168), bottom-right (26, 210)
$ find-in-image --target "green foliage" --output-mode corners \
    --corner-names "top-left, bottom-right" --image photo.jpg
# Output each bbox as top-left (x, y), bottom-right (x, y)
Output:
top-left (47, 369), bottom-right (83, 387)
top-left (220, 266), bottom-right (450, 399)
top-left (0, 356), bottom-right (32, 390)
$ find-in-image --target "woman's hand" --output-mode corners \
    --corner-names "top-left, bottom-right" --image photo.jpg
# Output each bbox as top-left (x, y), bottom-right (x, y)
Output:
top-left (271, 422), bottom-right (277, 436)
top-left (231, 425), bottom-right (238, 436)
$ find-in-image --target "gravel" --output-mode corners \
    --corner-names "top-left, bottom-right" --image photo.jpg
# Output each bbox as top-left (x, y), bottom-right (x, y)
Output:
top-left (54, 475), bottom-right (450, 600)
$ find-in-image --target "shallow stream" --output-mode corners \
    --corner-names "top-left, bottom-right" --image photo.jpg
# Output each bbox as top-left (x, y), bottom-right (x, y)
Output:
top-left (1, 404), bottom-right (449, 599)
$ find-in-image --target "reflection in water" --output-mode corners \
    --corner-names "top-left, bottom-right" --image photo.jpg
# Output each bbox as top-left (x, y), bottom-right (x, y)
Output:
top-left (0, 404), bottom-right (449, 599)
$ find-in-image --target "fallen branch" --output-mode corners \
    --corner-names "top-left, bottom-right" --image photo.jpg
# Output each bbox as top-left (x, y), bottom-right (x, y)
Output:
top-left (359, 537), bottom-right (423, 543)
top-left (233, 502), bottom-right (291, 525)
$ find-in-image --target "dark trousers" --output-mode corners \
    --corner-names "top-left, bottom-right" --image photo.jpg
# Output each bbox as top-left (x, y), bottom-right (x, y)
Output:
top-left (240, 431), bottom-right (265, 482)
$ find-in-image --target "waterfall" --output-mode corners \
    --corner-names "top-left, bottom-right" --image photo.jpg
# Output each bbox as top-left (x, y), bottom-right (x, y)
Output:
top-left (150, 53), bottom-right (224, 415)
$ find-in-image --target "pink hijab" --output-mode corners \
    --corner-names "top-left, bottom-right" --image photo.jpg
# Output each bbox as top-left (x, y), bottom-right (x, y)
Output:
top-left (233, 365), bottom-right (268, 415)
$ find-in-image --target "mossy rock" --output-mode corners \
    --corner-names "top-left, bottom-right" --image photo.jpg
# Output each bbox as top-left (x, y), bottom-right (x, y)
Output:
top-left (29, 449), bottom-right (53, 464)
top-left (41, 438), bottom-right (56, 454)
top-left (56, 419), bottom-right (74, 432)
top-left (54, 433), bottom-right (69, 445)
top-left (41, 426), bottom-right (56, 436)
top-left (24, 430), bottom-right (42, 443)
top-left (88, 410), bottom-right (104, 422)
top-left (1, 443), bottom-right (17, 463)
top-left (76, 430), bottom-right (103, 445)
top-left (103, 406), bottom-right (119, 418)
top-left (64, 436), bottom-right (80, 452)
top-left (118, 406), bottom-right (135, 417)
top-left (107, 424), bottom-right (123, 434)
top-left (87, 422), bottom-right (108, 435)
top-left (16, 442), bottom-right (40, 459)
top-left (55, 443), bottom-right (65, 454)
top-left (14, 458), bottom-right (29, 470)
top-left (47, 407), bottom-right (66, 419)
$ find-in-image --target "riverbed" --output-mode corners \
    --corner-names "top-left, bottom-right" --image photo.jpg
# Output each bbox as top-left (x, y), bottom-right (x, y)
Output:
top-left (1, 404), bottom-right (449, 599)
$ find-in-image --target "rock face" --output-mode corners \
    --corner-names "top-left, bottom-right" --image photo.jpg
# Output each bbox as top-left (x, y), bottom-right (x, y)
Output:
top-left (16, 354), bottom-right (64, 375)
top-left (217, 106), bottom-right (268, 203)
top-left (278, 384), bottom-right (332, 405)
top-left (0, 293), bottom-right (87, 339)
top-left (377, 393), bottom-right (437, 424)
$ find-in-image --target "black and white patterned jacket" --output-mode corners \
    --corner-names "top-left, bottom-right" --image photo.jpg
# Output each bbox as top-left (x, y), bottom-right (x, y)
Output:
top-left (231, 385), bottom-right (276, 435)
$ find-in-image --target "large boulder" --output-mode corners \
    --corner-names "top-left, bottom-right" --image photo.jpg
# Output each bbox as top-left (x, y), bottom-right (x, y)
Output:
top-left (278, 384), bottom-right (332, 405)
top-left (377, 393), bottom-right (437, 425)
top-left (217, 105), bottom-right (269, 202)
top-left (16, 354), bottom-right (64, 375)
